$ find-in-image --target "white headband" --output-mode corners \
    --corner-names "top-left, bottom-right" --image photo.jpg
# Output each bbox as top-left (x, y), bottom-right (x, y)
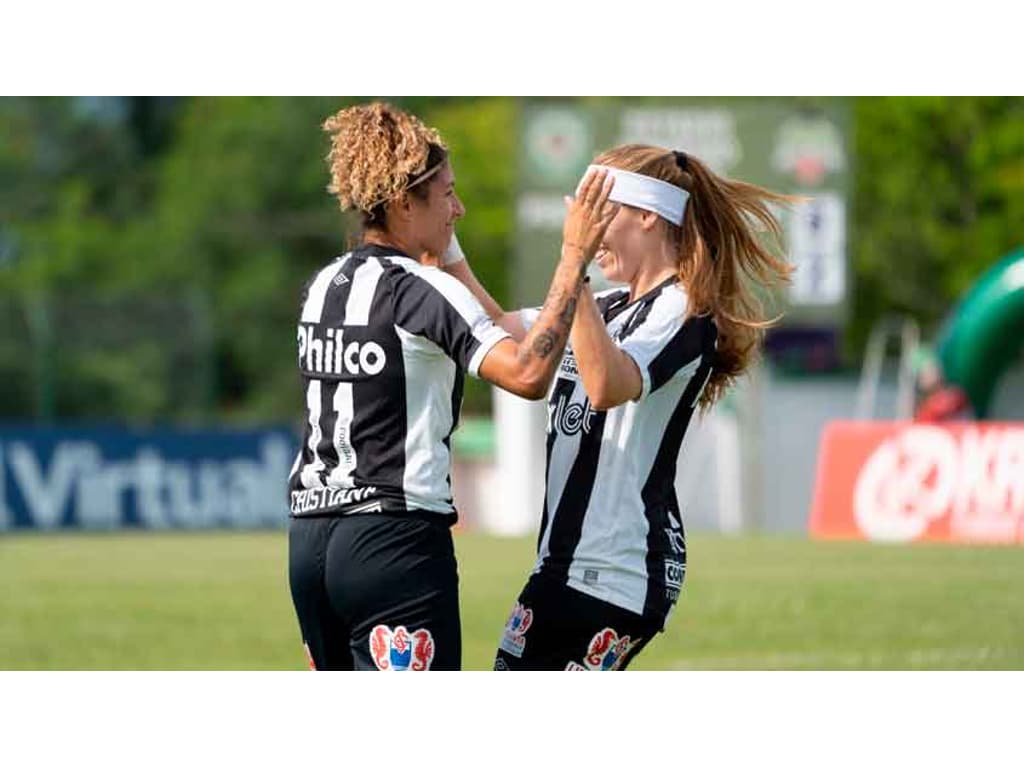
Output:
top-left (576, 164), bottom-right (689, 225)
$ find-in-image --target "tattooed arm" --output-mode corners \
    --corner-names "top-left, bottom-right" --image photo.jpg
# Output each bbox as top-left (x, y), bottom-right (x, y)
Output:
top-left (476, 170), bottom-right (617, 400)
top-left (443, 258), bottom-right (528, 341)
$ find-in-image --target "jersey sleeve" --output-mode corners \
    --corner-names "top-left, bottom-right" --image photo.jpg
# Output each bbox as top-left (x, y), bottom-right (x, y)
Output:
top-left (617, 291), bottom-right (712, 402)
top-left (518, 306), bottom-right (541, 332)
top-left (392, 266), bottom-right (511, 378)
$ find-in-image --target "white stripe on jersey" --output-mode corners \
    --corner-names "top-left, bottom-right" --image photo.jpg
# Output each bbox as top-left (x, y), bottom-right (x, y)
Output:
top-left (344, 257), bottom-right (384, 326)
top-left (326, 381), bottom-right (356, 488)
top-left (301, 255), bottom-right (350, 323)
top-left (299, 379), bottom-right (326, 489)
top-left (388, 257), bottom-right (510, 377)
top-left (395, 325), bottom-right (459, 513)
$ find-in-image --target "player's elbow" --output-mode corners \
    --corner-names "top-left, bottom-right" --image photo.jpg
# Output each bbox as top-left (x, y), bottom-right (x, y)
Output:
top-left (588, 390), bottom-right (621, 410)
top-left (513, 374), bottom-right (549, 401)
top-left (584, 379), bottom-right (629, 410)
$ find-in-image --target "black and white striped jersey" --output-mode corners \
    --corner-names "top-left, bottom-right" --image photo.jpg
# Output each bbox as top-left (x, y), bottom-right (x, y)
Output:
top-left (288, 243), bottom-right (509, 522)
top-left (523, 277), bottom-right (717, 625)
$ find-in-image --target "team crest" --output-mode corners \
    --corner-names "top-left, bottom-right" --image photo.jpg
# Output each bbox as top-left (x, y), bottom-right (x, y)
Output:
top-left (569, 628), bottom-right (638, 671)
top-left (498, 602), bottom-right (534, 658)
top-left (369, 625), bottom-right (435, 671)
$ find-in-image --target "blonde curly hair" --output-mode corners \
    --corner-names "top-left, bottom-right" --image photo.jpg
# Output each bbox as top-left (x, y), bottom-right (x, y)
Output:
top-left (322, 102), bottom-right (448, 219)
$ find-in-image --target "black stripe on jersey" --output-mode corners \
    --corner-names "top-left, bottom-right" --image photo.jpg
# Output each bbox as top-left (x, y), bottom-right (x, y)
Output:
top-left (648, 315), bottom-right (716, 393)
top-left (540, 406), bottom-right (608, 584)
top-left (345, 261), bottom-right (408, 512)
top-left (640, 321), bottom-right (716, 620)
top-left (390, 266), bottom-right (482, 371)
top-left (537, 377), bottom-right (575, 553)
top-left (605, 276), bottom-right (678, 331)
top-left (317, 255), bottom-right (361, 327)
top-left (616, 299), bottom-right (655, 342)
top-left (595, 289), bottom-right (629, 319)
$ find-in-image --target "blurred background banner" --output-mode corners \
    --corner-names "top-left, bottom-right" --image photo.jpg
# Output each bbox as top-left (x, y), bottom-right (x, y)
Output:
top-left (516, 98), bottom-right (851, 339)
top-left (0, 425), bottom-right (296, 530)
top-left (810, 421), bottom-right (1024, 544)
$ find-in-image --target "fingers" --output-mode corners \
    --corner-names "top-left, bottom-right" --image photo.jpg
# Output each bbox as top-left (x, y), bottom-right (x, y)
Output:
top-left (592, 173), bottom-right (615, 211)
top-left (575, 168), bottom-right (603, 206)
top-left (583, 169), bottom-right (611, 208)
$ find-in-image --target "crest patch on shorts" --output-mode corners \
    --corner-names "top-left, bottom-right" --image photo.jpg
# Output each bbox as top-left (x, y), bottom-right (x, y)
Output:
top-left (568, 627), bottom-right (638, 671)
top-left (369, 625), bottom-right (435, 671)
top-left (498, 602), bottom-right (534, 659)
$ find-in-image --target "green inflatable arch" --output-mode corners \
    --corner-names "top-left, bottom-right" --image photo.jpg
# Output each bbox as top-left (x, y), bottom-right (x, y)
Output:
top-left (937, 247), bottom-right (1024, 418)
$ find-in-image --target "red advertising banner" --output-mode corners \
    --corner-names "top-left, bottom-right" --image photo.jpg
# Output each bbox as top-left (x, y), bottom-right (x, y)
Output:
top-left (809, 421), bottom-right (1024, 544)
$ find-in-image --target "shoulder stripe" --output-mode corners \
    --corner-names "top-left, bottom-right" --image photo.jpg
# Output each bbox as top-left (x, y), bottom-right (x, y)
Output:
top-left (344, 257), bottom-right (385, 326)
top-left (301, 254), bottom-right (351, 323)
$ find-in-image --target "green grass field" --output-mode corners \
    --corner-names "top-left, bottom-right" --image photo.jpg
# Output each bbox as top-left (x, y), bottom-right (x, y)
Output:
top-left (2, 531), bottom-right (1022, 670)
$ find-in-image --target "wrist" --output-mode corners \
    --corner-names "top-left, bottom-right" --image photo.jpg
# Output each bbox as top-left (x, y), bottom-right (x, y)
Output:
top-left (560, 244), bottom-right (588, 263)
top-left (444, 233), bottom-right (467, 266)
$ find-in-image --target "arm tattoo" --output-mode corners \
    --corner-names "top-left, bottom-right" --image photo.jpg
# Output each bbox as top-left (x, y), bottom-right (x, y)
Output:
top-left (557, 294), bottom-right (578, 327)
top-left (517, 256), bottom-right (586, 366)
top-left (531, 330), bottom-right (557, 358)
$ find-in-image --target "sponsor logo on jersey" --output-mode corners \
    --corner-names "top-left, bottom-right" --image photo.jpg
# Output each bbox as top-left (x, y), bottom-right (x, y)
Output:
top-left (666, 508), bottom-right (686, 556)
top-left (665, 559), bottom-right (685, 589)
top-left (549, 391), bottom-right (598, 437)
top-left (559, 352), bottom-right (579, 380)
top-left (297, 324), bottom-right (387, 377)
top-left (572, 627), bottom-right (638, 671)
top-left (369, 625), bottom-right (435, 671)
top-left (494, 658), bottom-right (511, 671)
top-left (498, 602), bottom-right (534, 659)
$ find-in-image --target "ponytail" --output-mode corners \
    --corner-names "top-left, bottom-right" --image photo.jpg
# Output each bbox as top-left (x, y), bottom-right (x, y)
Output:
top-left (677, 153), bottom-right (795, 409)
top-left (593, 144), bottom-right (796, 410)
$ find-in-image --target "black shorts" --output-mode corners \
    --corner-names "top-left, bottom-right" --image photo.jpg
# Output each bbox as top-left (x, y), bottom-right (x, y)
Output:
top-left (288, 512), bottom-right (460, 671)
top-left (493, 573), bottom-right (663, 671)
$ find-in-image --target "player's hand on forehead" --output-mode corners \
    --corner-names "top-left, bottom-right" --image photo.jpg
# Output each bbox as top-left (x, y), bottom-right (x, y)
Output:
top-left (577, 166), bottom-right (613, 205)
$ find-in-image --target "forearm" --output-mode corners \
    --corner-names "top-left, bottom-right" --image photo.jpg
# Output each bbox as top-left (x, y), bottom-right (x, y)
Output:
top-left (515, 249), bottom-right (588, 388)
top-left (479, 248), bottom-right (588, 399)
top-left (444, 259), bottom-right (504, 320)
top-left (571, 286), bottom-right (642, 409)
top-left (444, 257), bottom-right (526, 340)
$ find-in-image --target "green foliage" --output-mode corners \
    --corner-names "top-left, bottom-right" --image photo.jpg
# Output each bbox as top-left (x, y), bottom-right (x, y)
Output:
top-left (849, 96), bottom-right (1024, 360)
top-left (2, 96), bottom-right (1023, 423)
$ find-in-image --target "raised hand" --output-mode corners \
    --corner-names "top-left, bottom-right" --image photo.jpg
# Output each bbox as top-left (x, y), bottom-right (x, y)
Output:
top-left (562, 169), bottom-right (619, 262)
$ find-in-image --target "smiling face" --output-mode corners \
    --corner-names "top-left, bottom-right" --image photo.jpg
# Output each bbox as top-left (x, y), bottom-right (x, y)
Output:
top-left (407, 161), bottom-right (465, 260)
top-left (593, 204), bottom-right (656, 284)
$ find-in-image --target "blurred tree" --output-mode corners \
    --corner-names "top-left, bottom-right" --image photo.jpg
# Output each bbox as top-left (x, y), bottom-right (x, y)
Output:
top-left (423, 97), bottom-right (516, 413)
top-left (849, 96), bottom-right (1024, 361)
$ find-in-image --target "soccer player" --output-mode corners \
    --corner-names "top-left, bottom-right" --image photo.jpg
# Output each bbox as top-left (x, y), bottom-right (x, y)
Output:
top-left (287, 102), bottom-right (617, 671)
top-left (447, 144), bottom-right (794, 670)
